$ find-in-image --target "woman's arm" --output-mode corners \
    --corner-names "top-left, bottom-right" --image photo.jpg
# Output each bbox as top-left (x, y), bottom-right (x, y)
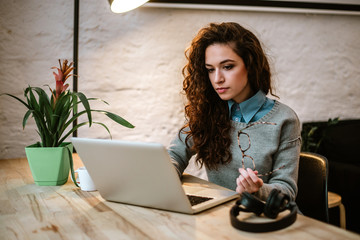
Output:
top-left (256, 136), bottom-right (301, 201)
top-left (256, 116), bottom-right (301, 201)
top-left (167, 131), bottom-right (195, 178)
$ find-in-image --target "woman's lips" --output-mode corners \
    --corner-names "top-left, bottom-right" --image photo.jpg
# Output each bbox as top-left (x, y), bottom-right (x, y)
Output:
top-left (216, 87), bottom-right (228, 93)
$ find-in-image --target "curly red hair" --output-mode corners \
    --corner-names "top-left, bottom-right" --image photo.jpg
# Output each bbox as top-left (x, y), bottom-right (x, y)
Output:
top-left (181, 22), bottom-right (276, 170)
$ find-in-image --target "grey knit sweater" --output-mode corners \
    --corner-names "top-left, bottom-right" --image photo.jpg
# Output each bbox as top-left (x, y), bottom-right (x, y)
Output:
top-left (168, 101), bottom-right (301, 201)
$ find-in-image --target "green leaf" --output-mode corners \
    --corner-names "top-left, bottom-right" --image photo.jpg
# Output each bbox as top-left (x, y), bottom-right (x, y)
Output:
top-left (33, 87), bottom-right (53, 131)
top-left (87, 97), bottom-right (109, 105)
top-left (57, 110), bottom-right (72, 133)
top-left (93, 121), bottom-right (112, 139)
top-left (72, 94), bottom-right (78, 116)
top-left (58, 121), bottom-right (113, 144)
top-left (22, 110), bottom-right (33, 129)
top-left (32, 87), bottom-right (50, 103)
top-left (0, 93), bottom-right (30, 109)
top-left (28, 88), bottom-right (40, 112)
top-left (75, 92), bottom-right (92, 126)
top-left (60, 109), bottom-right (87, 135)
top-left (87, 110), bottom-right (135, 128)
top-left (58, 122), bottom-right (89, 144)
top-left (54, 94), bottom-right (69, 114)
top-left (103, 111), bottom-right (135, 128)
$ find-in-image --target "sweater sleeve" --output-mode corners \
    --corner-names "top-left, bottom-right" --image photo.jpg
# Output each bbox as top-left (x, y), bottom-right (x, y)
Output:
top-left (167, 131), bottom-right (195, 178)
top-left (255, 114), bottom-right (301, 202)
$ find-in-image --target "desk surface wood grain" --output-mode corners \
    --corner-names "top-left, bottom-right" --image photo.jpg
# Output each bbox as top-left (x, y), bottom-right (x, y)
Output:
top-left (0, 155), bottom-right (359, 240)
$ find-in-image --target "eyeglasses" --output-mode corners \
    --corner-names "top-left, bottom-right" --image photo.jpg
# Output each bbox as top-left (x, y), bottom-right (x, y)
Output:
top-left (237, 122), bottom-right (285, 177)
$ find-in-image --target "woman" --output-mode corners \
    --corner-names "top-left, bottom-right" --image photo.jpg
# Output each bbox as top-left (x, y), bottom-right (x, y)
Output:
top-left (168, 22), bottom-right (301, 201)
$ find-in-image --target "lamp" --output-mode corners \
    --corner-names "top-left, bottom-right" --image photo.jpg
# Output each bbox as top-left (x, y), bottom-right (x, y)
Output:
top-left (108, 0), bottom-right (150, 13)
top-left (72, 0), bottom-right (148, 137)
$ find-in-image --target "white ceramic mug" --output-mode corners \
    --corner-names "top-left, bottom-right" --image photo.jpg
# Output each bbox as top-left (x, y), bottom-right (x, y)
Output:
top-left (72, 167), bottom-right (96, 191)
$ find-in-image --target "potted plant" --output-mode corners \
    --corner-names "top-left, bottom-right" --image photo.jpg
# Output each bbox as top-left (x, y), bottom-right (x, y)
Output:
top-left (301, 118), bottom-right (339, 153)
top-left (1, 59), bottom-right (134, 186)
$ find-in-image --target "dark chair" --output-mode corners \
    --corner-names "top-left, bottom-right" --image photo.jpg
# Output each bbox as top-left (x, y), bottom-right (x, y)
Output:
top-left (296, 152), bottom-right (329, 223)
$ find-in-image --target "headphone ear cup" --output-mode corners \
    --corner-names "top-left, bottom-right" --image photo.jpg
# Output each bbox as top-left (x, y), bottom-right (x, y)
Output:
top-left (241, 192), bottom-right (265, 216)
top-left (264, 189), bottom-right (287, 219)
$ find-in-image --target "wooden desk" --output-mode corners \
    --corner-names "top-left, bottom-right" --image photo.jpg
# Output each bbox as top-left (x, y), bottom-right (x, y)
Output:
top-left (1, 155), bottom-right (359, 240)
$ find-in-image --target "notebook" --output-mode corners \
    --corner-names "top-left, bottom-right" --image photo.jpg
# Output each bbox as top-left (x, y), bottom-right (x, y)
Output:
top-left (71, 137), bottom-right (239, 214)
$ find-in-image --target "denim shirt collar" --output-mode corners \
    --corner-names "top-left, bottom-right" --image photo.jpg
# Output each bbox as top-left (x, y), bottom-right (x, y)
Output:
top-left (227, 90), bottom-right (267, 124)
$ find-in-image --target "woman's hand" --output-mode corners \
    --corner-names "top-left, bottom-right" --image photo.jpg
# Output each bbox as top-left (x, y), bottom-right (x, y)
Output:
top-left (236, 168), bottom-right (263, 194)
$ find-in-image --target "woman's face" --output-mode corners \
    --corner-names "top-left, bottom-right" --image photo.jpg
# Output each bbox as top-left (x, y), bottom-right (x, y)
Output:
top-left (205, 43), bottom-right (253, 103)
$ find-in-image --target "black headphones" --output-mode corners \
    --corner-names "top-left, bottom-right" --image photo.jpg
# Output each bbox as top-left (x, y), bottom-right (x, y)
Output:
top-left (230, 189), bottom-right (298, 232)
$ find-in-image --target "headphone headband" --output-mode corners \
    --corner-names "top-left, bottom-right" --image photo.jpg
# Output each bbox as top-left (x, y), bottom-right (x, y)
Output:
top-left (230, 190), bottom-right (298, 232)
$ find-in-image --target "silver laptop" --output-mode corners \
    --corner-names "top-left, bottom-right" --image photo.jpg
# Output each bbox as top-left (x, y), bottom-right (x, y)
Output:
top-left (71, 137), bottom-right (239, 214)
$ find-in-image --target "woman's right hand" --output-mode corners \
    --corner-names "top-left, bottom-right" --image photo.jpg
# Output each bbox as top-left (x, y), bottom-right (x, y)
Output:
top-left (236, 168), bottom-right (263, 194)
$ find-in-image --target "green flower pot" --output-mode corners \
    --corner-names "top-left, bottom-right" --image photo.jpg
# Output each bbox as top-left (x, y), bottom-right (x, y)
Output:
top-left (25, 142), bottom-right (73, 186)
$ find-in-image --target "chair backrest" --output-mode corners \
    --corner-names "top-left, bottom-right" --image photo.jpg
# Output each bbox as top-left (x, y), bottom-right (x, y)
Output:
top-left (296, 152), bottom-right (329, 223)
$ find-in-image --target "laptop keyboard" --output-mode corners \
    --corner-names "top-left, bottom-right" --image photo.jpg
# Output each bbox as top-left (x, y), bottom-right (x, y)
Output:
top-left (187, 195), bottom-right (213, 206)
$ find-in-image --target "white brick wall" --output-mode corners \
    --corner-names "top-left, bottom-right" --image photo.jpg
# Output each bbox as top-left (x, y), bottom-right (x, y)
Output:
top-left (1, 0), bottom-right (360, 161)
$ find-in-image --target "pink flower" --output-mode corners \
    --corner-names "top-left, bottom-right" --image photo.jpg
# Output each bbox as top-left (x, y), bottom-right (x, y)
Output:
top-left (51, 59), bottom-right (74, 100)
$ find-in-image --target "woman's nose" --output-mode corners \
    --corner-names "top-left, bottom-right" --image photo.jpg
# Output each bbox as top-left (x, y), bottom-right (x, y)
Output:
top-left (214, 70), bottom-right (224, 83)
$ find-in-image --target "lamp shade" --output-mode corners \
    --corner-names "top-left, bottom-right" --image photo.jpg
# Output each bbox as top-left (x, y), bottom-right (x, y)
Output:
top-left (108, 0), bottom-right (149, 13)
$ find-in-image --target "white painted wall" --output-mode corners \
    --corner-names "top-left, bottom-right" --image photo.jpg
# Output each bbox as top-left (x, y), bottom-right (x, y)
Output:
top-left (1, 0), bottom-right (360, 160)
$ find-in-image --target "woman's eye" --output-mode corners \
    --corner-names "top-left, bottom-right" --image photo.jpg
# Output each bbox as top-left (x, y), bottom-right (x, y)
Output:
top-left (224, 65), bottom-right (234, 70)
top-left (207, 68), bottom-right (214, 73)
